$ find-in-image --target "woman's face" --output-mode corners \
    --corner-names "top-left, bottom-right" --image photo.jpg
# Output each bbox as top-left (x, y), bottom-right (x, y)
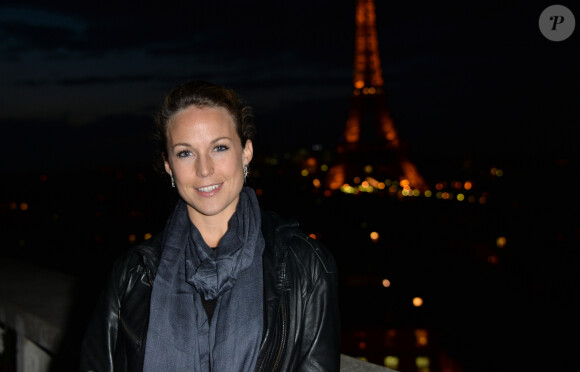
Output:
top-left (164, 105), bottom-right (253, 227)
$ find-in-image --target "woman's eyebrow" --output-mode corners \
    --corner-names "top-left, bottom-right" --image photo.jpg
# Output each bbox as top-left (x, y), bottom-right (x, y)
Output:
top-left (172, 142), bottom-right (191, 148)
top-left (172, 137), bottom-right (232, 149)
top-left (211, 136), bottom-right (232, 144)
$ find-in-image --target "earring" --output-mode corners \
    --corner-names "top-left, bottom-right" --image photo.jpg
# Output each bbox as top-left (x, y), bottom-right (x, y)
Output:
top-left (171, 175), bottom-right (176, 188)
top-left (243, 165), bottom-right (248, 184)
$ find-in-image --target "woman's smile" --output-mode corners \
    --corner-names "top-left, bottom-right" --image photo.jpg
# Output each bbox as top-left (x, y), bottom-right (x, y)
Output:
top-left (164, 105), bottom-right (253, 228)
top-left (196, 183), bottom-right (223, 196)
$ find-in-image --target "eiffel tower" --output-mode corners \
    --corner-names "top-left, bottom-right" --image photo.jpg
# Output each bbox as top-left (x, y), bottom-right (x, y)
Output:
top-left (326, 0), bottom-right (426, 192)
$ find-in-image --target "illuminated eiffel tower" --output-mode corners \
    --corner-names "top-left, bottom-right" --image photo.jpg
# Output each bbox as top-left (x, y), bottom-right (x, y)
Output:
top-left (326, 0), bottom-right (426, 191)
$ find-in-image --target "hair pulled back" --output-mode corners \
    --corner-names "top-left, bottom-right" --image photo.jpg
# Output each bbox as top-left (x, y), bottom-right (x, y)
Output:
top-left (153, 80), bottom-right (255, 173)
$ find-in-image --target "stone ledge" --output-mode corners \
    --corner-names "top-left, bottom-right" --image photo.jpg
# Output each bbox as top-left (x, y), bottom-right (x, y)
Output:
top-left (0, 258), bottom-right (78, 353)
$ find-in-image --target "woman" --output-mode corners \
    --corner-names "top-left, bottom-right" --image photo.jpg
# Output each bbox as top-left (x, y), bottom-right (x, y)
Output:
top-left (80, 80), bottom-right (340, 371)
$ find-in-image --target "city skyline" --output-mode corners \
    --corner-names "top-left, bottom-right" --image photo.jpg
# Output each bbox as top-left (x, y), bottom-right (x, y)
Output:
top-left (1, 1), bottom-right (578, 173)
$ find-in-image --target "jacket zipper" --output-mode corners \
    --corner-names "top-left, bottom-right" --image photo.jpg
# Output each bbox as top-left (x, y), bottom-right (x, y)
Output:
top-left (271, 299), bottom-right (286, 371)
top-left (257, 293), bottom-right (287, 372)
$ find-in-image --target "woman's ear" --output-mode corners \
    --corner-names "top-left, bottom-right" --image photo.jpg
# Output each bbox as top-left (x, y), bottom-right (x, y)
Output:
top-left (242, 140), bottom-right (253, 165)
top-left (163, 153), bottom-right (172, 177)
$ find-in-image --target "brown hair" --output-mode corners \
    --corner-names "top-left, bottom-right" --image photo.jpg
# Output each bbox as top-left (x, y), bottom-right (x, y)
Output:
top-left (152, 80), bottom-right (255, 173)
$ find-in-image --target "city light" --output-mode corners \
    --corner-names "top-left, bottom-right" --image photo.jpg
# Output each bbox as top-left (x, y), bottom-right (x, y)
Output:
top-left (496, 236), bottom-right (507, 248)
top-left (416, 356), bottom-right (430, 370)
top-left (412, 297), bottom-right (424, 307)
top-left (415, 329), bottom-right (429, 346)
top-left (341, 184), bottom-right (358, 194)
top-left (384, 356), bottom-right (399, 369)
top-left (491, 167), bottom-right (504, 177)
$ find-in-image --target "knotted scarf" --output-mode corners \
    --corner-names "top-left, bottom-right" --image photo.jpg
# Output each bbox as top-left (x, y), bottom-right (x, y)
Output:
top-left (144, 187), bottom-right (265, 372)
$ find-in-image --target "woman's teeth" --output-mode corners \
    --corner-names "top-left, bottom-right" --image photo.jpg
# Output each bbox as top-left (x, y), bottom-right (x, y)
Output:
top-left (197, 184), bottom-right (220, 192)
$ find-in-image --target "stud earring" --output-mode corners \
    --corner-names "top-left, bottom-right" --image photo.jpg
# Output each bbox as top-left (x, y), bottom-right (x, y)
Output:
top-left (243, 165), bottom-right (248, 184)
top-left (171, 175), bottom-right (175, 188)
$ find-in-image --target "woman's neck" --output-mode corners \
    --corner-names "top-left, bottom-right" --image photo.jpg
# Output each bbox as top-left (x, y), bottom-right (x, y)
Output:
top-left (187, 210), bottom-right (232, 248)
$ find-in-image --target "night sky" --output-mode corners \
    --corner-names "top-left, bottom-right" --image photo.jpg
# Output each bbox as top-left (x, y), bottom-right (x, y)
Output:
top-left (1, 0), bottom-right (578, 173)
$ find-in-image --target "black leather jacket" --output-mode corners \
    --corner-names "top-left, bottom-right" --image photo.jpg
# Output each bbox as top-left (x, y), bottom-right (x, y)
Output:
top-left (80, 211), bottom-right (340, 371)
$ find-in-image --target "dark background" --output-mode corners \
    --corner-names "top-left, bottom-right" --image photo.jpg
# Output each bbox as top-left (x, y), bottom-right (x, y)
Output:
top-left (1, 0), bottom-right (577, 169)
top-left (1, 1), bottom-right (579, 371)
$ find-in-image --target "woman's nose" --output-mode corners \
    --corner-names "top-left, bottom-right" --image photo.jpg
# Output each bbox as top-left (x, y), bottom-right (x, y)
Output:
top-left (196, 154), bottom-right (214, 177)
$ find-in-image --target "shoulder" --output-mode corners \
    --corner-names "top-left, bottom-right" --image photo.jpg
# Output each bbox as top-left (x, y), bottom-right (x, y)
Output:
top-left (115, 233), bottom-right (162, 272)
top-left (287, 232), bottom-right (337, 275)
top-left (261, 210), bottom-right (337, 278)
top-left (107, 233), bottom-right (163, 295)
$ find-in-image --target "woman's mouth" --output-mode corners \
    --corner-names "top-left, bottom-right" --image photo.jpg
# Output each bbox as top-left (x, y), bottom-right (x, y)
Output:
top-left (196, 183), bottom-right (222, 196)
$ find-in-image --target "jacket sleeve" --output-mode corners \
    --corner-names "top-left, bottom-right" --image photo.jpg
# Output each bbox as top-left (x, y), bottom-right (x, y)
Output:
top-left (79, 256), bottom-right (127, 372)
top-left (296, 237), bottom-right (341, 372)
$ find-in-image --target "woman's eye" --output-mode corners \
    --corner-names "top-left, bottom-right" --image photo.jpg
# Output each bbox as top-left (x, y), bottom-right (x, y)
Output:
top-left (177, 150), bottom-right (192, 158)
top-left (215, 144), bottom-right (229, 152)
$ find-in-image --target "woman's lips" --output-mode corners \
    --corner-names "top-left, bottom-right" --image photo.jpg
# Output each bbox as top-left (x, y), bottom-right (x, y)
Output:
top-left (195, 183), bottom-right (222, 197)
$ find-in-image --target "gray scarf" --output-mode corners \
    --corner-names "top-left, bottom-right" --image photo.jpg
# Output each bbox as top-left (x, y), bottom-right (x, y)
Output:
top-left (144, 187), bottom-right (265, 372)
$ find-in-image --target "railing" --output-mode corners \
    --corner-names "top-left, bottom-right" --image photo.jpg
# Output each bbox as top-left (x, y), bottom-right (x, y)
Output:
top-left (0, 258), bottom-right (393, 372)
